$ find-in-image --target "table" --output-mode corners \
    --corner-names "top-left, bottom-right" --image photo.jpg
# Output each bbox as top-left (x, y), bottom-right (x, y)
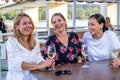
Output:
top-left (31, 60), bottom-right (120, 80)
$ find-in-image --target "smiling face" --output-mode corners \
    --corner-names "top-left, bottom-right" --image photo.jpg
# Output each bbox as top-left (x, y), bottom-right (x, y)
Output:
top-left (16, 16), bottom-right (33, 36)
top-left (88, 17), bottom-right (103, 37)
top-left (51, 15), bottom-right (67, 33)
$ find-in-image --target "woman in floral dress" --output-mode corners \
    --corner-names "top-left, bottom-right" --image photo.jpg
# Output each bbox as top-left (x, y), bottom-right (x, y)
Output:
top-left (44, 13), bottom-right (83, 65)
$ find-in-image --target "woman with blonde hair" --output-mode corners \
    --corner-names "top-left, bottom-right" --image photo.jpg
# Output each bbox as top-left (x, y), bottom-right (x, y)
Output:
top-left (6, 13), bottom-right (53, 80)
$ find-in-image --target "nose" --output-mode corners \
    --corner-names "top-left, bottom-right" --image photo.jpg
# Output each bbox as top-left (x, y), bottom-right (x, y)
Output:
top-left (26, 23), bottom-right (31, 27)
top-left (55, 21), bottom-right (59, 25)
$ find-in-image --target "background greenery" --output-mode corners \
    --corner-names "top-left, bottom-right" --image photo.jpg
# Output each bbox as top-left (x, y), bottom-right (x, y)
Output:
top-left (68, 4), bottom-right (100, 19)
top-left (0, 4), bottom-right (100, 21)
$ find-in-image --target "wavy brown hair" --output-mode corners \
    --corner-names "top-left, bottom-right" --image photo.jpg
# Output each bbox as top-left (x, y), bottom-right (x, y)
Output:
top-left (13, 13), bottom-right (36, 49)
top-left (51, 13), bottom-right (67, 30)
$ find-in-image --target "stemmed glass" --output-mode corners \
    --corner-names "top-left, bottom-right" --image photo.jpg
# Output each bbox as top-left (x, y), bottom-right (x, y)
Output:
top-left (47, 46), bottom-right (56, 70)
top-left (109, 50), bottom-right (118, 68)
top-left (81, 44), bottom-right (90, 68)
top-left (110, 50), bottom-right (118, 59)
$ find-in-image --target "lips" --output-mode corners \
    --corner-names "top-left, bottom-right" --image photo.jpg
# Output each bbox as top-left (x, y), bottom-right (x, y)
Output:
top-left (55, 24), bottom-right (62, 29)
top-left (24, 27), bottom-right (32, 33)
top-left (89, 29), bottom-right (94, 34)
top-left (25, 28), bottom-right (31, 32)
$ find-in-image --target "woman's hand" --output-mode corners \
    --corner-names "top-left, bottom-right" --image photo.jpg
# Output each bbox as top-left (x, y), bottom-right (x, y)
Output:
top-left (39, 58), bottom-right (53, 69)
top-left (77, 56), bottom-right (82, 63)
top-left (112, 58), bottom-right (120, 68)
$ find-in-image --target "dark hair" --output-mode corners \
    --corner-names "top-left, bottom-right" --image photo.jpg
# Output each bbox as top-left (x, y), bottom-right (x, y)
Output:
top-left (51, 13), bottom-right (67, 29)
top-left (0, 18), bottom-right (3, 21)
top-left (89, 13), bottom-right (108, 32)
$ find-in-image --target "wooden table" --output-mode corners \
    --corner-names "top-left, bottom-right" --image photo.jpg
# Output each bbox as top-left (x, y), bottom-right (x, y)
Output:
top-left (31, 60), bottom-right (120, 80)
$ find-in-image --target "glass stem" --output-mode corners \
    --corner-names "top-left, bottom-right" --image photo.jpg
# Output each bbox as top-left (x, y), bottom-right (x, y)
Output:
top-left (85, 56), bottom-right (86, 65)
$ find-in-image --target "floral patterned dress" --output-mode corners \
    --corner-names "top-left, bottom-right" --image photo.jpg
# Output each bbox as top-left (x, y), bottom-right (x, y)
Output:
top-left (44, 32), bottom-right (82, 65)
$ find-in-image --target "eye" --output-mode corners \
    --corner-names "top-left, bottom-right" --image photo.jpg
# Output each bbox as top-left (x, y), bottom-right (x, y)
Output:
top-left (58, 19), bottom-right (62, 22)
top-left (22, 22), bottom-right (27, 25)
top-left (91, 23), bottom-right (94, 26)
top-left (52, 21), bottom-right (56, 24)
top-left (28, 21), bottom-right (32, 24)
top-left (20, 21), bottom-right (32, 25)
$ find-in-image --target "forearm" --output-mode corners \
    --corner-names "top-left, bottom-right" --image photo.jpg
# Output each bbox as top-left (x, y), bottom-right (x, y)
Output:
top-left (21, 60), bottom-right (52, 71)
top-left (21, 61), bottom-right (41, 71)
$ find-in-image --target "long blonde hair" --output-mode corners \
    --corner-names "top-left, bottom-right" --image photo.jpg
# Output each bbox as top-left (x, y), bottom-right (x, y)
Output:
top-left (13, 13), bottom-right (36, 49)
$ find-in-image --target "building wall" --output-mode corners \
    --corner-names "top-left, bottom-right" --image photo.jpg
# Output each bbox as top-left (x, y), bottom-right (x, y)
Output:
top-left (49, 3), bottom-right (68, 28)
top-left (107, 3), bottom-right (116, 25)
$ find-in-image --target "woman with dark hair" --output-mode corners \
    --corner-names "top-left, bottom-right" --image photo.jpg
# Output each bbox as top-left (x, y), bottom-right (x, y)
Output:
top-left (0, 18), bottom-right (7, 33)
top-left (82, 13), bottom-right (120, 62)
top-left (44, 13), bottom-right (83, 65)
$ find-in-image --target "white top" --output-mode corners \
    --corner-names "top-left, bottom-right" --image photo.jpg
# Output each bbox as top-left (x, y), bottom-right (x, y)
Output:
top-left (82, 30), bottom-right (120, 62)
top-left (6, 37), bottom-right (45, 80)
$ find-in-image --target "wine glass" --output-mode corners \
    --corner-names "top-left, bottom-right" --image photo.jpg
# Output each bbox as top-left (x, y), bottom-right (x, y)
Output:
top-left (110, 50), bottom-right (118, 59)
top-left (81, 44), bottom-right (90, 68)
top-left (47, 46), bottom-right (56, 70)
top-left (109, 50), bottom-right (118, 68)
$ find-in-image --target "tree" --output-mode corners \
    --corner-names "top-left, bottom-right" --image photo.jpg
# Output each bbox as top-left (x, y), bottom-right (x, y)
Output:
top-left (68, 4), bottom-right (100, 20)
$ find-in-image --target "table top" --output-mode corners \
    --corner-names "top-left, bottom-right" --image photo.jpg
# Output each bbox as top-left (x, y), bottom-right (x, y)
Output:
top-left (31, 59), bottom-right (120, 80)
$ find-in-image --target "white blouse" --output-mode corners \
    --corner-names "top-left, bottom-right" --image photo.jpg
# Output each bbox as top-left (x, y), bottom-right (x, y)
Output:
top-left (82, 30), bottom-right (120, 61)
top-left (6, 37), bottom-right (45, 80)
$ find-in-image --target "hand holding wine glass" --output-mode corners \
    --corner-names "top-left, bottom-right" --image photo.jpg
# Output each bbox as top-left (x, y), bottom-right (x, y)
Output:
top-left (110, 50), bottom-right (118, 59)
top-left (109, 50), bottom-right (118, 68)
top-left (47, 46), bottom-right (56, 70)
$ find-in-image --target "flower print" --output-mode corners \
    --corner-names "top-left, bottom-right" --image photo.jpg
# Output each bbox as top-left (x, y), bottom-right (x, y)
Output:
top-left (76, 48), bottom-right (81, 53)
top-left (68, 47), bottom-right (74, 52)
top-left (78, 39), bottom-right (80, 43)
top-left (60, 46), bottom-right (67, 53)
top-left (54, 52), bottom-right (59, 60)
top-left (71, 36), bottom-right (76, 42)
top-left (55, 38), bottom-right (60, 43)
top-left (71, 37), bottom-right (78, 44)
top-left (67, 53), bottom-right (74, 60)
top-left (50, 43), bottom-right (55, 46)
top-left (46, 38), bottom-right (49, 42)
top-left (44, 48), bottom-right (48, 54)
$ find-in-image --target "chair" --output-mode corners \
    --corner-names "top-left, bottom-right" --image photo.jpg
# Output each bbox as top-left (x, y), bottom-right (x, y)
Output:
top-left (76, 31), bottom-right (85, 39)
top-left (39, 39), bottom-right (47, 56)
